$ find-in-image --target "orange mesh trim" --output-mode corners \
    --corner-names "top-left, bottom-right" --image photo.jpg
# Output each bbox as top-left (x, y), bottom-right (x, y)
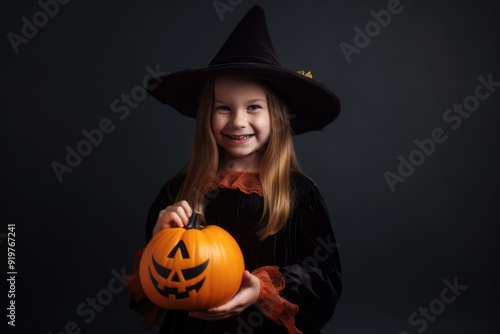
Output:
top-left (124, 248), bottom-right (164, 329)
top-left (252, 266), bottom-right (303, 334)
top-left (206, 169), bottom-right (263, 197)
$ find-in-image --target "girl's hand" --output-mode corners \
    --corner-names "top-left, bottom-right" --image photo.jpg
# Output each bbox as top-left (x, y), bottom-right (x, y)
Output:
top-left (189, 270), bottom-right (260, 321)
top-left (152, 200), bottom-right (193, 236)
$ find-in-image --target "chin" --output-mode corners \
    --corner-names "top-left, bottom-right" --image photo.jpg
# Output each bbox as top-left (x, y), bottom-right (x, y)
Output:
top-left (226, 151), bottom-right (252, 158)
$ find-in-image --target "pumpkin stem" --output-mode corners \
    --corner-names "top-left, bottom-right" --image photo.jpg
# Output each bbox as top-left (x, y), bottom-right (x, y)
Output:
top-left (185, 211), bottom-right (202, 230)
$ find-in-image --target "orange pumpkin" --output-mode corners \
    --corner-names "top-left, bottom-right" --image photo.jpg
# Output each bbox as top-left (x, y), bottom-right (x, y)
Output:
top-left (139, 211), bottom-right (245, 310)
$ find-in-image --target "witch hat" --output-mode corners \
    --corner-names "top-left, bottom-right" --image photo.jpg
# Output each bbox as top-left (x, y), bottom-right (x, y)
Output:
top-left (147, 5), bottom-right (340, 135)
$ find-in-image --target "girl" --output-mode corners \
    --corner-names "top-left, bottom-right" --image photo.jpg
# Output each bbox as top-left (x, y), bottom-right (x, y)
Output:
top-left (125, 6), bottom-right (342, 334)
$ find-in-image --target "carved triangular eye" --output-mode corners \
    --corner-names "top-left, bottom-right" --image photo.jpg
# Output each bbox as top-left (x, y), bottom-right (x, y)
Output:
top-left (168, 240), bottom-right (189, 259)
top-left (182, 260), bottom-right (209, 280)
top-left (152, 255), bottom-right (171, 279)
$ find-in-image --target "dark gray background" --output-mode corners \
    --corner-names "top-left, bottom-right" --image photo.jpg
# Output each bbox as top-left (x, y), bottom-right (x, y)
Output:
top-left (3, 0), bottom-right (499, 333)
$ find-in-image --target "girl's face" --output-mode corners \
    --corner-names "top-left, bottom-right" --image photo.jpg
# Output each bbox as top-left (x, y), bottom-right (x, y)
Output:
top-left (211, 75), bottom-right (271, 171)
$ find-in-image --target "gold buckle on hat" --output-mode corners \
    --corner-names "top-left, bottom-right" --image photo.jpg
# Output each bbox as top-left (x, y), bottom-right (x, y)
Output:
top-left (297, 70), bottom-right (313, 78)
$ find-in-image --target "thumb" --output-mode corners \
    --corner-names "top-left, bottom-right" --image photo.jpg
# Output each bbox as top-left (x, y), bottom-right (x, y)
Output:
top-left (242, 270), bottom-right (253, 282)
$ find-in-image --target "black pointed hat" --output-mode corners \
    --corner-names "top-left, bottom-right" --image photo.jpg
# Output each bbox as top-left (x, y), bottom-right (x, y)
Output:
top-left (147, 5), bottom-right (340, 135)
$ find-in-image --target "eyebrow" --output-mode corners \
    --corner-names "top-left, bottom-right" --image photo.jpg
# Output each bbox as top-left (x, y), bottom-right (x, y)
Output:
top-left (214, 98), bottom-right (266, 104)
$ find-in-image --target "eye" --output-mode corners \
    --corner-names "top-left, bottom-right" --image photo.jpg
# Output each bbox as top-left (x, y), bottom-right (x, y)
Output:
top-left (248, 105), bottom-right (261, 111)
top-left (215, 106), bottom-right (230, 113)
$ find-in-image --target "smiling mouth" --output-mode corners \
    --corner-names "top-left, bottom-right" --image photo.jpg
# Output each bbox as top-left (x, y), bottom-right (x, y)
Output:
top-left (226, 134), bottom-right (254, 140)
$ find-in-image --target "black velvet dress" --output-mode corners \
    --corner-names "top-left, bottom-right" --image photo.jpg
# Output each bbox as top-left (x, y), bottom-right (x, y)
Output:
top-left (131, 169), bottom-right (342, 333)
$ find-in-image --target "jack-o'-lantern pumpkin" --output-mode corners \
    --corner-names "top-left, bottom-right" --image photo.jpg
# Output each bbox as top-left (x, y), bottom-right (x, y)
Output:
top-left (139, 211), bottom-right (245, 310)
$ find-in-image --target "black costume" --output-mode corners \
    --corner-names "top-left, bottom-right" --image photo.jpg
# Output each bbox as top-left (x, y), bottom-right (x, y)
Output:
top-left (129, 169), bottom-right (342, 333)
top-left (128, 3), bottom-right (344, 333)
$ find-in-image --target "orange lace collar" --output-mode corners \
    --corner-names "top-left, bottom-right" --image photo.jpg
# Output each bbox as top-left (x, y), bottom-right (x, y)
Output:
top-left (206, 169), bottom-right (263, 197)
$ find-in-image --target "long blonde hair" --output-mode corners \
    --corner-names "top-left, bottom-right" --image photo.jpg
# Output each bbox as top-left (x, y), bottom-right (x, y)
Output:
top-left (168, 76), bottom-right (311, 240)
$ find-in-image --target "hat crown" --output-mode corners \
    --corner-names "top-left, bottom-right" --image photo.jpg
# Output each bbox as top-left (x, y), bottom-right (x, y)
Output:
top-left (147, 5), bottom-right (341, 135)
top-left (209, 5), bottom-right (280, 67)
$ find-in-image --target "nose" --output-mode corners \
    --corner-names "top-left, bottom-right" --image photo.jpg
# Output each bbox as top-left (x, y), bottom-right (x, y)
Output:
top-left (229, 110), bottom-right (248, 129)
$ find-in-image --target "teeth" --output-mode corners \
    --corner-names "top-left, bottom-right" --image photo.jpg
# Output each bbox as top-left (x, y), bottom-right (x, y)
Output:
top-left (228, 135), bottom-right (251, 139)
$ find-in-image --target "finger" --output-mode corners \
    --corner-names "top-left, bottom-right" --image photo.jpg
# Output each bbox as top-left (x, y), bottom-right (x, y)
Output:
top-left (206, 302), bottom-right (233, 313)
top-left (172, 206), bottom-right (190, 226)
top-left (161, 212), bottom-right (184, 228)
top-left (189, 310), bottom-right (239, 320)
top-left (158, 209), bottom-right (168, 220)
top-left (242, 270), bottom-right (252, 282)
top-left (159, 205), bottom-right (187, 227)
top-left (207, 292), bottom-right (243, 313)
top-left (177, 200), bottom-right (193, 219)
top-left (244, 270), bottom-right (260, 289)
top-left (192, 314), bottom-right (233, 320)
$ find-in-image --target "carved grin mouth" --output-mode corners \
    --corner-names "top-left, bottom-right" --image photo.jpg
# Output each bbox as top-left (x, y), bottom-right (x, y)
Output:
top-left (149, 267), bottom-right (206, 299)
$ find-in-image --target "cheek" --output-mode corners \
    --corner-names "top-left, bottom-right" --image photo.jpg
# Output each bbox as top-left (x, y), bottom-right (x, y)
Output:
top-left (255, 114), bottom-right (271, 137)
top-left (211, 114), bottom-right (224, 137)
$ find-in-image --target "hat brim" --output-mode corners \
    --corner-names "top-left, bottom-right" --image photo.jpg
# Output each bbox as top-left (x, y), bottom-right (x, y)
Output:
top-left (147, 62), bottom-right (341, 135)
